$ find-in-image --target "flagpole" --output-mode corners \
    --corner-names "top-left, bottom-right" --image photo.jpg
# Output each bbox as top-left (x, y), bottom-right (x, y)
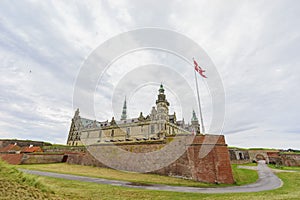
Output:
top-left (193, 63), bottom-right (205, 134)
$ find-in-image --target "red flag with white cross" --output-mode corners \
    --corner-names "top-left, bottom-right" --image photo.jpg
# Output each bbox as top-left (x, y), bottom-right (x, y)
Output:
top-left (193, 58), bottom-right (207, 78)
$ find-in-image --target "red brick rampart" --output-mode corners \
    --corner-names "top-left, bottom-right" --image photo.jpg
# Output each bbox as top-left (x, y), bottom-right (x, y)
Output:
top-left (0, 154), bottom-right (23, 165)
top-left (67, 134), bottom-right (234, 184)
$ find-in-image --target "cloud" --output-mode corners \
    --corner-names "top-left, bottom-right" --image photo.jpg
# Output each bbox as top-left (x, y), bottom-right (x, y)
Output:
top-left (0, 0), bottom-right (299, 148)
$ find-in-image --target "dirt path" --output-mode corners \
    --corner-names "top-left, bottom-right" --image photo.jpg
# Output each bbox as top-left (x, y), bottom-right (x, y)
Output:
top-left (20, 160), bottom-right (283, 194)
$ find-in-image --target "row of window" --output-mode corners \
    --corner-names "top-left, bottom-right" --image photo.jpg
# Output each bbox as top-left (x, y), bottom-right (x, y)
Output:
top-left (109, 124), bottom-right (176, 137)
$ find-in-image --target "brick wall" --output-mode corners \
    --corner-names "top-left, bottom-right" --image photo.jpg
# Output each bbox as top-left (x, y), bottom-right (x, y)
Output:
top-left (67, 134), bottom-right (234, 184)
top-left (0, 154), bottom-right (23, 165)
top-left (0, 153), bottom-right (65, 165)
top-left (281, 154), bottom-right (300, 167)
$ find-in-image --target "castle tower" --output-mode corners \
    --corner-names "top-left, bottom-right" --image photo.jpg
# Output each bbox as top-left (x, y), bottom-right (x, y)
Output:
top-left (121, 97), bottom-right (127, 120)
top-left (191, 110), bottom-right (200, 134)
top-left (150, 106), bottom-right (157, 121)
top-left (156, 84), bottom-right (169, 133)
top-left (67, 108), bottom-right (82, 146)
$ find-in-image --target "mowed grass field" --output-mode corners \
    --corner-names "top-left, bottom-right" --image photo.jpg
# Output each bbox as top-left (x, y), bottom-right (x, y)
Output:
top-left (18, 163), bottom-right (258, 187)
top-left (268, 164), bottom-right (300, 172)
top-left (30, 172), bottom-right (300, 200)
top-left (1, 160), bottom-right (300, 199)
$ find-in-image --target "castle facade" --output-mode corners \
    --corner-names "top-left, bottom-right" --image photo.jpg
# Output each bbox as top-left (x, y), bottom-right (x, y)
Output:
top-left (67, 84), bottom-right (200, 146)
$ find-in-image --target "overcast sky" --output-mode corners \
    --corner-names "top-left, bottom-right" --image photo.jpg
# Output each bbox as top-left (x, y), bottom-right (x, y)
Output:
top-left (0, 0), bottom-right (299, 149)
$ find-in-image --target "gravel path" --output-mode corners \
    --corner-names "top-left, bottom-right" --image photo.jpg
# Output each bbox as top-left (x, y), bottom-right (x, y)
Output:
top-left (20, 160), bottom-right (283, 194)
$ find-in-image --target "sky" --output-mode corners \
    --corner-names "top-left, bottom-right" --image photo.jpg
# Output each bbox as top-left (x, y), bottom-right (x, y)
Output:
top-left (0, 0), bottom-right (299, 149)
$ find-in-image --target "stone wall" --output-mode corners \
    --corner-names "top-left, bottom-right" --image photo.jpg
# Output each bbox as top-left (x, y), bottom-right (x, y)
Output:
top-left (42, 146), bottom-right (86, 153)
top-left (67, 134), bottom-right (234, 184)
top-left (281, 154), bottom-right (300, 167)
top-left (267, 152), bottom-right (281, 165)
top-left (21, 154), bottom-right (65, 164)
top-left (229, 149), bottom-right (300, 167)
top-left (0, 153), bottom-right (66, 165)
top-left (229, 149), bottom-right (250, 161)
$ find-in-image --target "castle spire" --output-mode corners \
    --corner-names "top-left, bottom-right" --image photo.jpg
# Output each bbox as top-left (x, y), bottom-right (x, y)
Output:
top-left (191, 110), bottom-right (200, 134)
top-left (121, 96), bottom-right (127, 120)
top-left (159, 83), bottom-right (165, 94)
top-left (156, 84), bottom-right (169, 105)
top-left (191, 110), bottom-right (198, 122)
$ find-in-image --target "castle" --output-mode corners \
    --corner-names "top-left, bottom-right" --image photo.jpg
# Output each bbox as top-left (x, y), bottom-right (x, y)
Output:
top-left (67, 84), bottom-right (200, 146)
top-left (66, 84), bottom-right (235, 184)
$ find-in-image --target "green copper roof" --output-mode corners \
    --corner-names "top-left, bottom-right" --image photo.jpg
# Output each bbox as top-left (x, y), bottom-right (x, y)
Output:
top-left (191, 110), bottom-right (198, 121)
top-left (159, 83), bottom-right (164, 93)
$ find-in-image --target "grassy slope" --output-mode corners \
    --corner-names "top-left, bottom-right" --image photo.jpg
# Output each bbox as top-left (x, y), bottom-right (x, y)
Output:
top-left (268, 164), bottom-right (300, 172)
top-left (231, 164), bottom-right (258, 185)
top-left (3, 161), bottom-right (300, 199)
top-left (0, 160), bottom-right (61, 200)
top-left (28, 171), bottom-right (300, 200)
top-left (18, 163), bottom-right (257, 187)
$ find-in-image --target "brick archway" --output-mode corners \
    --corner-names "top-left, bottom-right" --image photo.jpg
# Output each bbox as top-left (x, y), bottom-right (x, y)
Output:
top-left (253, 152), bottom-right (269, 163)
top-left (256, 154), bottom-right (265, 161)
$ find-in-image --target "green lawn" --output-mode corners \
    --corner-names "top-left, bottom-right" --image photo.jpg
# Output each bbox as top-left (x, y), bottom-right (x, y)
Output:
top-left (20, 171), bottom-right (300, 200)
top-left (18, 162), bottom-right (257, 187)
top-left (231, 164), bottom-right (258, 185)
top-left (268, 164), bottom-right (300, 172)
top-left (2, 160), bottom-right (300, 199)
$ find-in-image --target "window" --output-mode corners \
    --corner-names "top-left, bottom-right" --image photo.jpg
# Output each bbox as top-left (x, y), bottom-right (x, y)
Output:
top-left (239, 152), bottom-right (243, 160)
top-left (151, 125), bottom-right (155, 134)
top-left (111, 130), bottom-right (114, 137)
top-left (126, 128), bottom-right (130, 137)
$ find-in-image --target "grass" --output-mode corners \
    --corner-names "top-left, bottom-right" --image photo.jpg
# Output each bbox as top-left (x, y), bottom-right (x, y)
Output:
top-left (268, 164), bottom-right (300, 172)
top-left (18, 163), bottom-right (219, 187)
top-left (228, 146), bottom-right (249, 150)
top-left (231, 164), bottom-right (259, 185)
top-left (280, 151), bottom-right (300, 155)
top-left (227, 146), bottom-right (279, 151)
top-left (0, 159), bottom-right (61, 200)
top-left (248, 148), bottom-right (278, 151)
top-left (14, 171), bottom-right (300, 200)
top-left (18, 163), bottom-right (258, 187)
top-left (2, 161), bottom-right (300, 199)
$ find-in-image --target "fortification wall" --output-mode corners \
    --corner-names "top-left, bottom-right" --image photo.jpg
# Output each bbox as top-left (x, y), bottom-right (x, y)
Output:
top-left (0, 154), bottom-right (23, 165)
top-left (0, 153), bottom-right (66, 165)
top-left (67, 135), bottom-right (234, 184)
top-left (281, 154), bottom-right (300, 167)
top-left (21, 154), bottom-right (65, 164)
top-left (42, 146), bottom-right (86, 153)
